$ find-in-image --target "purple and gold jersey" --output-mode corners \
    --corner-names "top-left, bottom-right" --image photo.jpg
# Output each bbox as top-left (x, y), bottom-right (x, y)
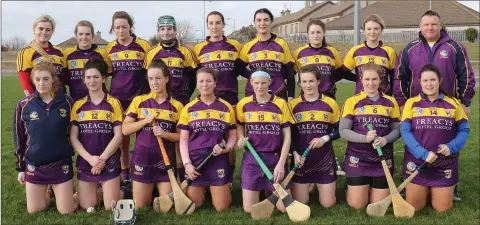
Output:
top-left (17, 42), bottom-right (65, 82)
top-left (289, 94), bottom-right (340, 171)
top-left (341, 91), bottom-right (400, 175)
top-left (70, 94), bottom-right (123, 168)
top-left (293, 44), bottom-right (343, 98)
top-left (401, 94), bottom-right (468, 166)
top-left (194, 36), bottom-right (242, 105)
top-left (236, 95), bottom-right (294, 153)
top-left (63, 45), bottom-right (112, 100)
top-left (342, 41), bottom-right (397, 95)
top-left (177, 97), bottom-right (236, 151)
top-left (125, 93), bottom-right (183, 166)
top-left (106, 35), bottom-right (151, 101)
top-left (239, 33), bottom-right (295, 98)
top-left (144, 42), bottom-right (197, 105)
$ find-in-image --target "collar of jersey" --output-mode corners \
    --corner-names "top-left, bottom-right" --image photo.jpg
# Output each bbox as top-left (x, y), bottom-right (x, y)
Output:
top-left (86, 92), bottom-right (108, 103)
top-left (363, 40), bottom-right (383, 50)
top-left (256, 32), bottom-right (276, 42)
top-left (76, 44), bottom-right (97, 52)
top-left (359, 90), bottom-right (384, 99)
top-left (32, 90), bottom-right (61, 101)
top-left (149, 91), bottom-right (171, 101)
top-left (301, 92), bottom-right (323, 102)
top-left (252, 93), bottom-right (275, 104)
top-left (420, 92), bottom-right (444, 101)
top-left (196, 95), bottom-right (219, 104)
top-left (206, 35), bottom-right (227, 43)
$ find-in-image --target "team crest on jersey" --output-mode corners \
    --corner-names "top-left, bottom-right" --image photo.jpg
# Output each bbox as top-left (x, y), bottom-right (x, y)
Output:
top-left (135, 165), bottom-right (143, 172)
top-left (79, 112), bottom-right (86, 121)
top-left (275, 54), bottom-right (281, 60)
top-left (416, 108), bottom-right (424, 115)
top-left (272, 114), bottom-right (278, 122)
top-left (246, 112), bottom-right (252, 121)
top-left (112, 53), bottom-right (119, 59)
top-left (217, 169), bottom-right (225, 178)
top-left (191, 112), bottom-right (199, 120)
top-left (357, 106), bottom-right (366, 113)
top-left (386, 108), bottom-right (391, 116)
top-left (136, 52), bottom-right (141, 59)
top-left (444, 169), bottom-right (452, 179)
top-left (27, 164), bottom-right (35, 172)
top-left (70, 60), bottom-right (77, 68)
top-left (357, 57), bottom-right (363, 64)
top-left (295, 113), bottom-right (303, 121)
top-left (381, 58), bottom-right (387, 66)
top-left (252, 53), bottom-right (257, 60)
top-left (323, 113), bottom-right (329, 122)
top-left (62, 165), bottom-right (70, 174)
top-left (168, 112), bottom-right (174, 120)
top-left (228, 53), bottom-right (234, 60)
top-left (36, 58), bottom-right (44, 64)
top-left (106, 112), bottom-right (111, 121)
top-left (445, 110), bottom-right (452, 117)
top-left (204, 54), bottom-right (210, 61)
top-left (407, 162), bottom-right (416, 171)
top-left (302, 57), bottom-right (308, 64)
top-left (439, 50), bottom-right (448, 58)
top-left (142, 109), bottom-right (149, 117)
top-left (59, 108), bottom-right (67, 117)
top-left (349, 156), bottom-right (359, 164)
top-left (327, 57), bottom-right (332, 64)
top-left (219, 112), bottom-right (225, 120)
top-left (30, 111), bottom-right (39, 120)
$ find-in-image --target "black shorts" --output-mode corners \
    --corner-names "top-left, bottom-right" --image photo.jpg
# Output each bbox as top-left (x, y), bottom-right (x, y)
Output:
top-left (346, 174), bottom-right (388, 189)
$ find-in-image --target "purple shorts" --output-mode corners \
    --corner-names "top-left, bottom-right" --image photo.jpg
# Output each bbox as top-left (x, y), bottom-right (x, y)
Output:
top-left (131, 162), bottom-right (171, 184)
top-left (77, 157), bottom-right (121, 183)
top-left (402, 151), bottom-right (458, 187)
top-left (189, 148), bottom-right (231, 187)
top-left (241, 151), bottom-right (290, 191)
top-left (343, 152), bottom-right (394, 177)
top-left (25, 158), bottom-right (73, 185)
top-left (292, 169), bottom-right (337, 184)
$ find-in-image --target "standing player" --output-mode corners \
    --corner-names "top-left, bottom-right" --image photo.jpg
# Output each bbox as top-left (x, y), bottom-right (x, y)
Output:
top-left (70, 59), bottom-right (123, 211)
top-left (17, 15), bottom-right (66, 96)
top-left (145, 15), bottom-right (198, 106)
top-left (178, 68), bottom-right (237, 212)
top-left (14, 62), bottom-right (78, 214)
top-left (193, 11), bottom-right (243, 188)
top-left (122, 60), bottom-right (183, 208)
top-left (341, 14), bottom-right (397, 95)
top-left (293, 20), bottom-right (343, 99)
top-left (339, 63), bottom-right (401, 209)
top-left (400, 64), bottom-right (469, 213)
top-left (63, 20), bottom-right (112, 101)
top-left (288, 65), bottom-right (340, 207)
top-left (238, 8), bottom-right (295, 101)
top-left (236, 69), bottom-right (294, 213)
top-left (106, 11), bottom-right (151, 183)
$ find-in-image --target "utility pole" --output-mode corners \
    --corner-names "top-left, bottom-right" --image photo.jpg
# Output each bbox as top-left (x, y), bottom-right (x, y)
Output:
top-left (353, 0), bottom-right (360, 45)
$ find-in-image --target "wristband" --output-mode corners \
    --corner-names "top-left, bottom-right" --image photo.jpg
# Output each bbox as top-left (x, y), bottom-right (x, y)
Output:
top-left (321, 135), bottom-right (330, 143)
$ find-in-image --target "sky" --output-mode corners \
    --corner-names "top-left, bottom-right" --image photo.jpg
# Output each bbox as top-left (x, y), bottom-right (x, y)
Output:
top-left (1, 1), bottom-right (479, 45)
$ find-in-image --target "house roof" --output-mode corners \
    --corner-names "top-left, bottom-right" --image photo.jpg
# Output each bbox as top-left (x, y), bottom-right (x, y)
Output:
top-left (310, 1), bottom-right (355, 20)
top-left (325, 1), bottom-right (480, 30)
top-left (271, 1), bottom-right (333, 27)
top-left (57, 34), bottom-right (109, 46)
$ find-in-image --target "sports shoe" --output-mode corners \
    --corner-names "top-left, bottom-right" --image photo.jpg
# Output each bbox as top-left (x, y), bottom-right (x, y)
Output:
top-left (453, 185), bottom-right (462, 202)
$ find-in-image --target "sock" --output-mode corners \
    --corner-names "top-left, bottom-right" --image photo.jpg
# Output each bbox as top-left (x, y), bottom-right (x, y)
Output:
top-left (121, 168), bottom-right (130, 181)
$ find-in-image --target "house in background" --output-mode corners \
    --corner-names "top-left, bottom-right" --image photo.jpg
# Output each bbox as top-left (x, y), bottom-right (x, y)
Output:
top-left (57, 31), bottom-right (109, 49)
top-left (274, 1), bottom-right (479, 43)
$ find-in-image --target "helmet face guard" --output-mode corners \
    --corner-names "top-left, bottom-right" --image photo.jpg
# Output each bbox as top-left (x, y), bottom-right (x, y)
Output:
top-left (112, 200), bottom-right (136, 225)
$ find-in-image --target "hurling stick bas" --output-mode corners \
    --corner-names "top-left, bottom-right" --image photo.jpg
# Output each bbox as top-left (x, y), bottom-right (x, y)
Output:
top-left (367, 162), bottom-right (427, 217)
top-left (244, 139), bottom-right (310, 222)
top-left (250, 147), bottom-right (311, 219)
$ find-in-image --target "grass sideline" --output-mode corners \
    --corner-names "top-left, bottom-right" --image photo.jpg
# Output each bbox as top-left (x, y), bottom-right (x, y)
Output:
top-left (1, 77), bottom-right (479, 225)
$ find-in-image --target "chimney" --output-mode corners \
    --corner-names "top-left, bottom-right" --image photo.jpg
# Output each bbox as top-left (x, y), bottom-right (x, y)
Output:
top-left (285, 9), bottom-right (291, 15)
top-left (304, 0), bottom-right (310, 10)
top-left (96, 30), bottom-right (101, 37)
top-left (280, 10), bottom-right (285, 17)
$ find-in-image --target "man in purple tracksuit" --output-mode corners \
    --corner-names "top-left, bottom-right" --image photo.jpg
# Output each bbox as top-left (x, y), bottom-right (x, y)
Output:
top-left (393, 10), bottom-right (476, 201)
top-left (393, 11), bottom-right (475, 114)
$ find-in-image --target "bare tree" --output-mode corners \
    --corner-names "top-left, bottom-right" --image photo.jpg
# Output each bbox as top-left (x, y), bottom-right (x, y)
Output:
top-left (4, 36), bottom-right (28, 50)
top-left (176, 19), bottom-right (196, 43)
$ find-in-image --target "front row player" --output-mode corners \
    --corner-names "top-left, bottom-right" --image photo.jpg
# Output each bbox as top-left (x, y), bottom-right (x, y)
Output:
top-left (339, 63), bottom-right (401, 209)
top-left (288, 65), bottom-right (340, 208)
top-left (401, 64), bottom-right (470, 213)
top-left (178, 68), bottom-right (237, 212)
top-left (122, 60), bottom-right (184, 208)
top-left (14, 62), bottom-right (78, 214)
top-left (70, 58), bottom-right (124, 210)
top-left (236, 69), bottom-right (294, 213)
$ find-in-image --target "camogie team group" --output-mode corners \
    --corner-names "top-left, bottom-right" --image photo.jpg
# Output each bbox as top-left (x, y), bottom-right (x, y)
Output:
top-left (13, 7), bottom-right (474, 220)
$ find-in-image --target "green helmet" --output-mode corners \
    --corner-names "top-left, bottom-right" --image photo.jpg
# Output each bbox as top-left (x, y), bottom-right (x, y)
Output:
top-left (157, 15), bottom-right (176, 31)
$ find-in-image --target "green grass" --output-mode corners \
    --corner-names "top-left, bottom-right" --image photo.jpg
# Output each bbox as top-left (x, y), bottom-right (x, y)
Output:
top-left (1, 77), bottom-right (479, 225)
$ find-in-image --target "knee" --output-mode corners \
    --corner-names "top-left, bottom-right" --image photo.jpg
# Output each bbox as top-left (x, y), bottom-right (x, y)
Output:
top-left (276, 204), bottom-right (286, 213)
top-left (57, 207), bottom-right (75, 215)
top-left (27, 206), bottom-right (45, 214)
top-left (432, 202), bottom-right (452, 213)
top-left (243, 206), bottom-right (252, 213)
top-left (320, 198), bottom-right (336, 209)
top-left (348, 198), bottom-right (366, 209)
top-left (214, 204), bottom-right (230, 212)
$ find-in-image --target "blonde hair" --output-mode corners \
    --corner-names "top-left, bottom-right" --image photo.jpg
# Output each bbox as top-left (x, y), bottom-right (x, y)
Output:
top-left (360, 62), bottom-right (383, 80)
top-left (363, 14), bottom-right (385, 30)
top-left (31, 62), bottom-right (60, 93)
top-left (33, 14), bottom-right (56, 31)
top-left (75, 20), bottom-right (95, 36)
